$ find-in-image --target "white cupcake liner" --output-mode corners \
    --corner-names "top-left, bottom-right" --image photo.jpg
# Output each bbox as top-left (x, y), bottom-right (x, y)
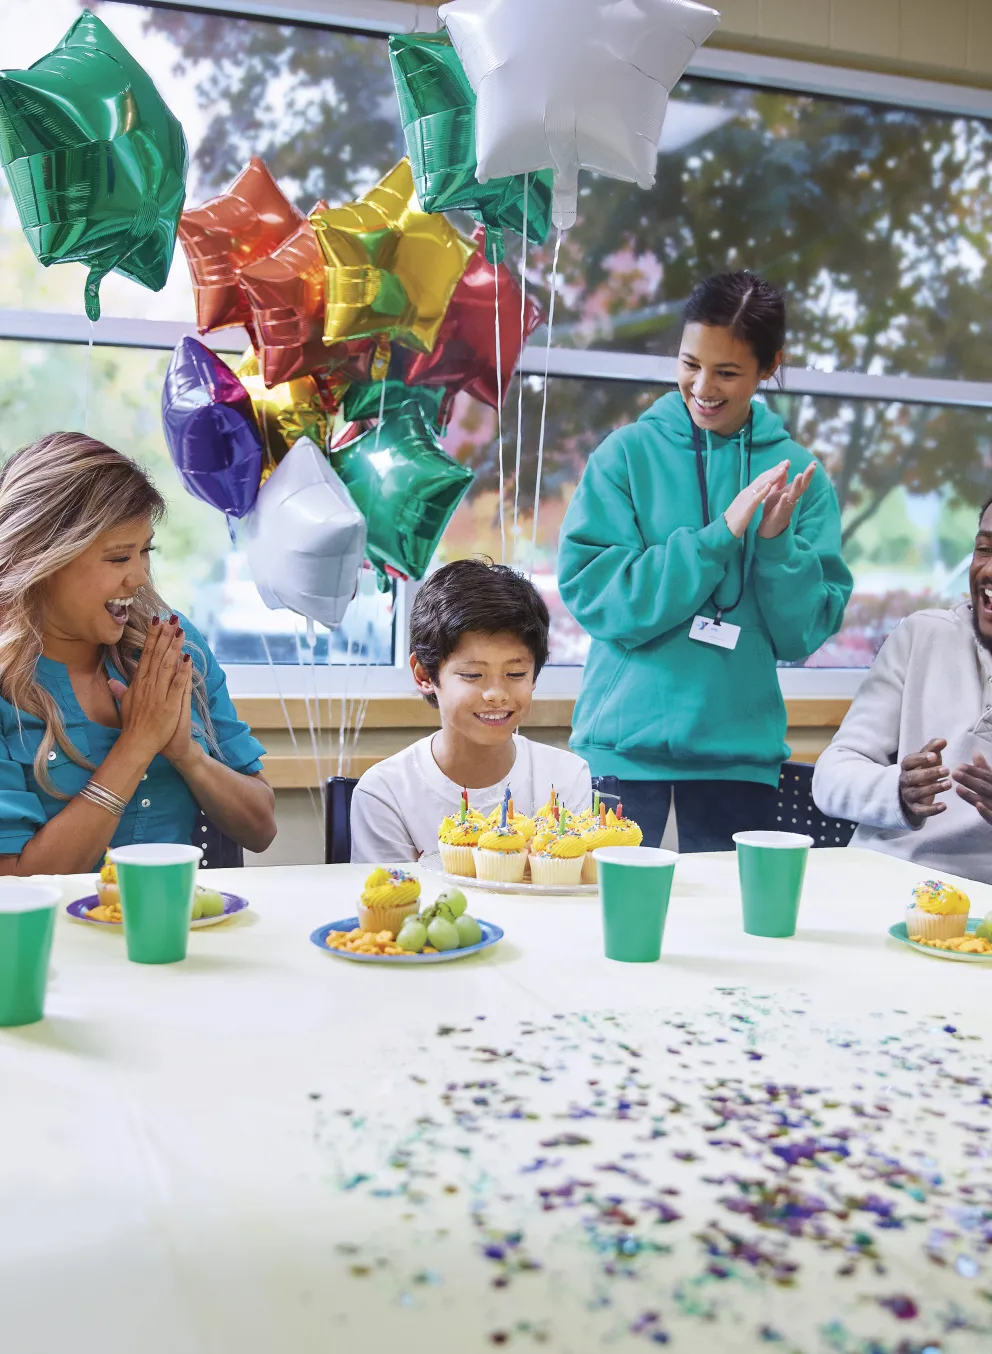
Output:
top-left (438, 842), bottom-right (476, 877)
top-left (357, 900), bottom-right (419, 937)
top-left (905, 907), bottom-right (968, 942)
top-left (529, 853), bottom-right (585, 887)
top-left (473, 847), bottom-right (527, 883)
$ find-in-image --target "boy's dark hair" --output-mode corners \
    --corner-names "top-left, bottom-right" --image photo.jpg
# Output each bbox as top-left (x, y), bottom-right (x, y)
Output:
top-left (980, 495), bottom-right (992, 525)
top-left (410, 559), bottom-right (550, 708)
top-left (683, 270), bottom-right (786, 375)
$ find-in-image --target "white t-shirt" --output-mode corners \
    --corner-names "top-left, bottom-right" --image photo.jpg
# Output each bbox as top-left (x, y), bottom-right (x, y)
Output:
top-left (350, 733), bottom-right (592, 864)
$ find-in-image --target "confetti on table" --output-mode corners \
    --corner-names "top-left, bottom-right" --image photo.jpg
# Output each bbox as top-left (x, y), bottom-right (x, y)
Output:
top-left (312, 990), bottom-right (992, 1350)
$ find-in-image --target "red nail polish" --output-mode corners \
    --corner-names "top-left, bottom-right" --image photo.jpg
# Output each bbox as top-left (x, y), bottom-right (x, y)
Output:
top-left (177, 629), bottom-right (184, 639)
top-left (183, 653), bottom-right (191, 664)
top-left (152, 616), bottom-right (160, 627)
top-left (169, 614), bottom-right (178, 625)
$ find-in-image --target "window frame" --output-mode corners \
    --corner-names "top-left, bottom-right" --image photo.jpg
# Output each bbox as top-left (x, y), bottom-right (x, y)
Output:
top-left (4, 1), bottom-right (989, 698)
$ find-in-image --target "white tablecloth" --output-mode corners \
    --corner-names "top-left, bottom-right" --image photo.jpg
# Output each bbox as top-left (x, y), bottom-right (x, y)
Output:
top-left (2, 850), bottom-right (991, 1353)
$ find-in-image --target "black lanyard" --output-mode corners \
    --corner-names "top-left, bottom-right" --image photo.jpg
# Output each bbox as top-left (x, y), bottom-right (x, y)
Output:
top-left (690, 410), bottom-right (753, 624)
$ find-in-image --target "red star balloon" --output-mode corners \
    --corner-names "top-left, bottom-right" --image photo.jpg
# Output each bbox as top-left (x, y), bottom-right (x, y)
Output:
top-left (401, 228), bottom-right (542, 409)
top-left (178, 158), bottom-right (304, 333)
top-left (238, 205), bottom-right (376, 388)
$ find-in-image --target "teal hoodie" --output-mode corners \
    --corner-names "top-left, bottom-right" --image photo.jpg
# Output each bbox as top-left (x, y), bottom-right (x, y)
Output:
top-left (558, 391), bottom-right (853, 786)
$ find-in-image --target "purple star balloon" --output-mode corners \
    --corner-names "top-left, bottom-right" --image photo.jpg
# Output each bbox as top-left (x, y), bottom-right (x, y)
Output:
top-left (162, 337), bottom-right (264, 518)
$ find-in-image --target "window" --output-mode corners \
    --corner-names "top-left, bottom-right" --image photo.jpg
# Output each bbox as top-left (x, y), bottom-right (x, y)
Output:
top-left (2, 0), bottom-right (990, 687)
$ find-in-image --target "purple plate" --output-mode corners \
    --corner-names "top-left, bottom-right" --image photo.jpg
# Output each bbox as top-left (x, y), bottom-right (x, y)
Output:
top-left (66, 891), bottom-right (249, 930)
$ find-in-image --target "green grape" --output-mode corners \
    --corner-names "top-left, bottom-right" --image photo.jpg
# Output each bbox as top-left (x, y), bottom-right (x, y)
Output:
top-left (975, 920), bottom-right (992, 942)
top-left (427, 916), bottom-right (460, 951)
top-left (197, 887), bottom-right (225, 919)
top-left (435, 887), bottom-right (468, 918)
top-left (454, 914), bottom-right (482, 947)
top-left (397, 919), bottom-right (428, 953)
top-left (191, 891), bottom-right (204, 922)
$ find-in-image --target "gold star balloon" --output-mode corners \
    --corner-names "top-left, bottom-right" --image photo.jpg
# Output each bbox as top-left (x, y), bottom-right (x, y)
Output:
top-left (235, 350), bottom-right (343, 468)
top-left (310, 158), bottom-right (475, 370)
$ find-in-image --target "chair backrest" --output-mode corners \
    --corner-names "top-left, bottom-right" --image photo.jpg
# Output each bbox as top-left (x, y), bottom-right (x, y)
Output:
top-left (776, 762), bottom-right (857, 848)
top-left (325, 776), bottom-right (359, 864)
top-left (193, 810), bottom-right (244, 869)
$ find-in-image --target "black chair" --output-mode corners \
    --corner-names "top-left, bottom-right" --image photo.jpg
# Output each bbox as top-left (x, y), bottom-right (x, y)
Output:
top-left (192, 809), bottom-right (244, 869)
top-left (325, 776), bottom-right (358, 864)
top-left (775, 761), bottom-right (857, 848)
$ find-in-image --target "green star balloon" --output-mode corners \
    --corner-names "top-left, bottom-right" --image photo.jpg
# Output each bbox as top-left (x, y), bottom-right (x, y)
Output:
top-left (342, 378), bottom-right (450, 433)
top-left (389, 31), bottom-right (553, 265)
top-left (331, 404), bottom-right (474, 581)
top-left (0, 10), bottom-right (188, 321)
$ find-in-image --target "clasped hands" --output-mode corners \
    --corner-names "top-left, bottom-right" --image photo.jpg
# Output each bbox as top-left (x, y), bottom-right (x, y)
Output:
top-left (724, 460), bottom-right (817, 540)
top-left (899, 737), bottom-right (992, 827)
top-left (108, 615), bottom-right (196, 768)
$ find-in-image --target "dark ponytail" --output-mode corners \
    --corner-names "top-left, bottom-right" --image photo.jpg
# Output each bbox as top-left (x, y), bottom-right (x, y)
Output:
top-left (683, 270), bottom-right (786, 375)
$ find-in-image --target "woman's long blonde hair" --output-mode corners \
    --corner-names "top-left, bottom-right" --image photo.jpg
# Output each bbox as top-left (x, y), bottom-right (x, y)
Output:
top-left (0, 433), bottom-right (210, 797)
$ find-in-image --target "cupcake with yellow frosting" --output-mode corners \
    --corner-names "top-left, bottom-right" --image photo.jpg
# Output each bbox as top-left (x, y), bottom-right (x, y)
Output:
top-left (95, 850), bottom-right (120, 909)
top-left (358, 867), bottom-right (422, 936)
top-left (438, 807), bottom-right (487, 877)
top-left (529, 813), bottom-right (586, 887)
top-left (581, 804), bottom-right (644, 883)
top-left (906, 879), bottom-right (970, 943)
top-left (473, 826), bottom-right (528, 883)
top-left (533, 788), bottom-right (561, 831)
top-left (486, 799), bottom-right (535, 844)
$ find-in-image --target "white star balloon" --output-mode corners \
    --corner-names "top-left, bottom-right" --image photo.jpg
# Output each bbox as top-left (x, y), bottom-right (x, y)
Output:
top-left (439, 0), bottom-right (721, 229)
top-left (241, 438), bottom-right (367, 629)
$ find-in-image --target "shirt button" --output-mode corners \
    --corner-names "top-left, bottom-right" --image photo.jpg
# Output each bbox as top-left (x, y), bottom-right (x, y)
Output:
top-left (47, 751), bottom-right (56, 762)
top-left (141, 798), bottom-right (151, 808)
top-left (141, 773), bottom-right (148, 781)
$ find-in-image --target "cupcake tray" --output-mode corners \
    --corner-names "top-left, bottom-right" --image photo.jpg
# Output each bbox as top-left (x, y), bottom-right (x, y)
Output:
top-left (421, 852), bottom-right (598, 897)
top-left (888, 919), bottom-right (992, 963)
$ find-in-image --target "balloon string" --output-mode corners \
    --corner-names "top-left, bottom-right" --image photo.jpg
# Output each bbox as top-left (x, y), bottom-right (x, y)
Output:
top-left (494, 260), bottom-right (505, 564)
top-left (337, 635), bottom-right (352, 777)
top-left (262, 632), bottom-right (320, 826)
top-left (82, 319), bottom-right (95, 432)
top-left (531, 227), bottom-right (562, 578)
top-left (295, 624), bottom-right (324, 812)
top-left (513, 174), bottom-right (529, 565)
top-left (374, 370), bottom-right (387, 451)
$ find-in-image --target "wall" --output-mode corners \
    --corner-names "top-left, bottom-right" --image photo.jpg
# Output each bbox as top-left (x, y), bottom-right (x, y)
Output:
top-left (392, 0), bottom-right (992, 83)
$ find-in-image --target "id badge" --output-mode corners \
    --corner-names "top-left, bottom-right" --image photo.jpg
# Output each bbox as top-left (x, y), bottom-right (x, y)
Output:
top-left (689, 615), bottom-right (740, 651)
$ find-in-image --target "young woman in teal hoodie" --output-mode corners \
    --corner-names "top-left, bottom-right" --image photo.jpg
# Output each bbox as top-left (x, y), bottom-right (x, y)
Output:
top-left (558, 271), bottom-right (853, 851)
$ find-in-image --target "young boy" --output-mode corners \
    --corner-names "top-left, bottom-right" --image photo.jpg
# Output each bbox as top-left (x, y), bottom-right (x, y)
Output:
top-left (350, 560), bottom-right (592, 863)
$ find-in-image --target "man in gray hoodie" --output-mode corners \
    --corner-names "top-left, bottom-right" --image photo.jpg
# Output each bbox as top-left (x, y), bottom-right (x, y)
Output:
top-left (813, 497), bottom-right (992, 885)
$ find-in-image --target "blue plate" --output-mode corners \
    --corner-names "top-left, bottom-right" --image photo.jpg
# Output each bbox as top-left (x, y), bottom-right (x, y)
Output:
top-left (311, 916), bottom-right (504, 965)
top-left (888, 918), bottom-right (992, 963)
top-left (67, 892), bottom-right (250, 930)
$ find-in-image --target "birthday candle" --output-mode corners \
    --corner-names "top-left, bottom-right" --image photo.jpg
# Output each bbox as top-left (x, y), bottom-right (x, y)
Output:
top-left (617, 802), bottom-right (624, 820)
top-left (599, 802), bottom-right (607, 826)
top-left (508, 796), bottom-right (515, 821)
top-left (593, 790), bottom-right (601, 815)
top-left (559, 808), bottom-right (568, 834)
top-left (500, 796), bottom-right (508, 829)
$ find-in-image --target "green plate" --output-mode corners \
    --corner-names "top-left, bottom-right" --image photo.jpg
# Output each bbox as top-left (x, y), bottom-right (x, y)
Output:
top-left (888, 919), bottom-right (992, 963)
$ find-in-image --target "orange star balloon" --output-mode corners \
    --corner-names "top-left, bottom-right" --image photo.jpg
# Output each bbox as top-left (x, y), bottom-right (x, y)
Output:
top-left (310, 158), bottom-right (475, 364)
top-left (238, 205), bottom-right (376, 388)
top-left (178, 159), bottom-right (304, 333)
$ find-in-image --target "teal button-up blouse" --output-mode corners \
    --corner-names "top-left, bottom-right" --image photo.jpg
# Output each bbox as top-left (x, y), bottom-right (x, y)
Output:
top-left (0, 616), bottom-right (266, 859)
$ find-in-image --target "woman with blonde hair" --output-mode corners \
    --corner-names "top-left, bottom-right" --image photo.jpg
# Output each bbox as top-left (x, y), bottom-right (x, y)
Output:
top-left (0, 433), bottom-right (276, 874)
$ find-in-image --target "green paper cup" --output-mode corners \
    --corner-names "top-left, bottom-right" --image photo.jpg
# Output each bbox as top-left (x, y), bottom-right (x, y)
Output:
top-left (733, 831), bottom-right (813, 938)
top-left (595, 847), bottom-right (678, 963)
top-left (110, 844), bottom-right (203, 965)
top-left (0, 883), bottom-right (62, 1027)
